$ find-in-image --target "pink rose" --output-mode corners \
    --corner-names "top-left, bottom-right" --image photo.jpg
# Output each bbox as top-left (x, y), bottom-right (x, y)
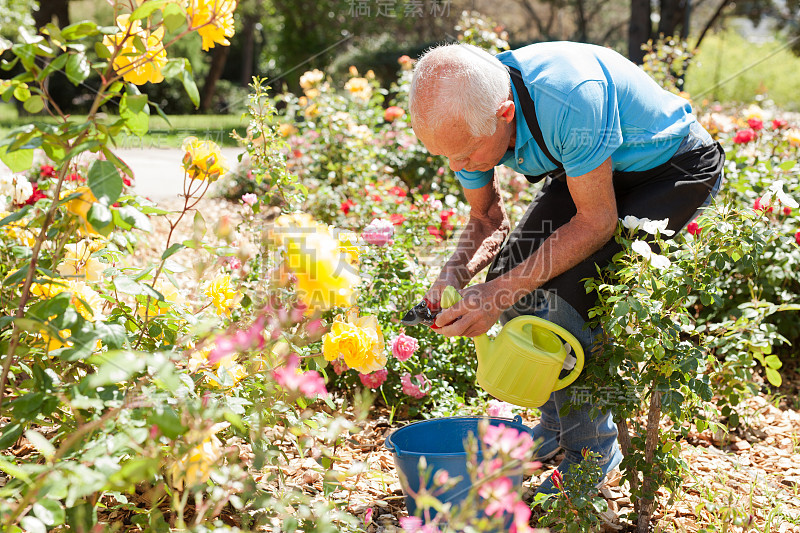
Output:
top-left (772, 119), bottom-right (788, 129)
top-left (391, 332), bottom-right (418, 362)
top-left (331, 358), bottom-right (348, 375)
top-left (359, 368), bottom-right (388, 389)
top-left (242, 193), bottom-right (257, 206)
top-left (362, 218), bottom-right (394, 246)
top-left (486, 399), bottom-right (514, 418)
top-left (401, 372), bottom-right (430, 399)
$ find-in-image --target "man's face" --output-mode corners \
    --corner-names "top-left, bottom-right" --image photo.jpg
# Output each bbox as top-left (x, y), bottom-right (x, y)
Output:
top-left (413, 103), bottom-right (515, 174)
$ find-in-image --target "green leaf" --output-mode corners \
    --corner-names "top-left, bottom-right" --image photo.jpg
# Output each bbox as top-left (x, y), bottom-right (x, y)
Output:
top-left (13, 83), bottom-right (31, 101)
top-left (0, 455), bottom-right (31, 484)
top-left (33, 500), bottom-right (65, 527)
top-left (117, 206), bottom-right (152, 232)
top-left (778, 160), bottom-right (796, 171)
top-left (163, 2), bottom-right (186, 32)
top-left (0, 205), bottom-right (31, 227)
top-left (86, 350), bottom-right (146, 387)
top-left (764, 354), bottom-right (782, 369)
top-left (0, 145), bottom-right (34, 173)
top-left (40, 53), bottom-right (69, 79)
top-left (87, 203), bottom-right (112, 232)
top-left (120, 93), bottom-right (149, 137)
top-left (765, 367), bottom-right (782, 387)
top-left (181, 69), bottom-right (199, 108)
top-left (88, 160), bottom-right (123, 205)
top-left (147, 407), bottom-right (187, 439)
top-left (20, 516), bottom-right (46, 533)
top-left (61, 21), bottom-right (99, 41)
top-left (23, 94), bottom-right (44, 113)
top-left (108, 457), bottom-right (160, 490)
top-left (65, 53), bottom-right (91, 86)
top-left (95, 322), bottom-right (127, 349)
top-left (130, 0), bottom-right (166, 20)
top-left (66, 502), bottom-right (97, 532)
top-left (113, 275), bottom-right (143, 295)
top-left (24, 430), bottom-right (55, 460)
top-left (94, 41), bottom-right (111, 60)
top-left (161, 243), bottom-right (185, 260)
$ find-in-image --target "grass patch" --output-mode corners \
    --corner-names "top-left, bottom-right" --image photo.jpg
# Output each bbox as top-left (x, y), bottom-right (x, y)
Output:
top-left (685, 28), bottom-right (800, 110)
top-left (0, 105), bottom-right (247, 148)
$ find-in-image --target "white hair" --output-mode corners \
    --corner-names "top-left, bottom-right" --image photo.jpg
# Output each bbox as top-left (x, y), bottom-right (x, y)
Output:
top-left (409, 43), bottom-right (510, 138)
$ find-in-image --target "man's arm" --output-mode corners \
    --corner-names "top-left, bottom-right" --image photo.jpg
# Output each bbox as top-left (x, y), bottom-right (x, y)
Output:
top-left (426, 174), bottom-right (510, 304)
top-left (436, 158), bottom-right (618, 336)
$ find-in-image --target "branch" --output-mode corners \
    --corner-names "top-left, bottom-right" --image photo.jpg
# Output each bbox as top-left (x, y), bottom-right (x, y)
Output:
top-left (694, 0), bottom-right (732, 51)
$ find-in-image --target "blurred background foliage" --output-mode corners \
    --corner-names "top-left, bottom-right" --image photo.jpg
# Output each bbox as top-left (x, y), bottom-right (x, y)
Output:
top-left (2, 0), bottom-right (800, 117)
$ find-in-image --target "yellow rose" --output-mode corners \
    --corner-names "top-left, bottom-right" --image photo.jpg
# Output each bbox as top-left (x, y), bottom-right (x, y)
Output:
top-left (187, 0), bottom-right (237, 51)
top-left (103, 14), bottom-right (167, 85)
top-left (299, 69), bottom-right (324, 90)
top-left (322, 308), bottom-right (385, 373)
top-left (786, 129), bottom-right (800, 148)
top-left (204, 273), bottom-right (240, 317)
top-left (344, 77), bottom-right (371, 101)
top-left (182, 136), bottom-right (228, 182)
top-left (168, 422), bottom-right (229, 490)
top-left (278, 123), bottom-right (297, 138)
top-left (65, 187), bottom-right (102, 235)
top-left (57, 240), bottom-right (106, 281)
top-left (270, 213), bottom-right (361, 312)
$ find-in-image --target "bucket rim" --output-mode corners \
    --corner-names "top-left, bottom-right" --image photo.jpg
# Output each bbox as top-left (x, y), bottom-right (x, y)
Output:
top-left (384, 415), bottom-right (530, 456)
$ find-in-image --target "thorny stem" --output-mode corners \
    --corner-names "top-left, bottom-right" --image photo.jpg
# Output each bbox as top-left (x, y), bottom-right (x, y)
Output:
top-left (134, 173), bottom-right (211, 350)
top-left (636, 388), bottom-right (663, 533)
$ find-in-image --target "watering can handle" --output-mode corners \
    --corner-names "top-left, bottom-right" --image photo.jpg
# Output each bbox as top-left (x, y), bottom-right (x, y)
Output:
top-left (509, 315), bottom-right (585, 392)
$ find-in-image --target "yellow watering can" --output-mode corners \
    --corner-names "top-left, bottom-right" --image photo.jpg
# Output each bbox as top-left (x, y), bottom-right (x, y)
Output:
top-left (441, 286), bottom-right (584, 408)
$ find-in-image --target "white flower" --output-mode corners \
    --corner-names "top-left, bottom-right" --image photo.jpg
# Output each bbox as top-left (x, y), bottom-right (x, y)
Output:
top-left (444, 194), bottom-right (458, 207)
top-left (641, 218), bottom-right (675, 237)
top-left (0, 171), bottom-right (32, 205)
top-left (761, 180), bottom-right (799, 209)
top-left (620, 215), bottom-right (674, 237)
top-left (620, 215), bottom-right (642, 230)
top-left (631, 239), bottom-right (672, 271)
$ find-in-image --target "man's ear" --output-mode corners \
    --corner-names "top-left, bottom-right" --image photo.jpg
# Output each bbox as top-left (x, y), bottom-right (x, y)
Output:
top-left (497, 100), bottom-right (515, 124)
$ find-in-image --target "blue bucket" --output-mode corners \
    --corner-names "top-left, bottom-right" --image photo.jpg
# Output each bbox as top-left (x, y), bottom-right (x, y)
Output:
top-left (385, 416), bottom-right (535, 520)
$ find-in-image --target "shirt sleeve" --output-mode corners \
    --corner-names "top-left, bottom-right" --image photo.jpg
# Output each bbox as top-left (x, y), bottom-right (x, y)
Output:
top-left (455, 169), bottom-right (493, 189)
top-left (555, 80), bottom-right (622, 177)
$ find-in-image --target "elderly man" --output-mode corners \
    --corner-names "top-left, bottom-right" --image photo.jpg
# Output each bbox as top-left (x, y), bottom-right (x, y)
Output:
top-left (409, 42), bottom-right (724, 493)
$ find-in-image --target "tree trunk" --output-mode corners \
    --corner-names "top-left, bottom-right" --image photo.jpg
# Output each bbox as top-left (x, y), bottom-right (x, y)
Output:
top-left (34, 0), bottom-right (70, 30)
top-left (694, 0), bottom-right (732, 50)
top-left (200, 45), bottom-right (231, 113)
top-left (636, 390), bottom-right (663, 533)
top-left (240, 12), bottom-right (257, 87)
top-left (628, 0), bottom-right (652, 63)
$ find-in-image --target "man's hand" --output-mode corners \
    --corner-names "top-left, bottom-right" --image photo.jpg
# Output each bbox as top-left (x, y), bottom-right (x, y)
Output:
top-left (433, 282), bottom-right (504, 337)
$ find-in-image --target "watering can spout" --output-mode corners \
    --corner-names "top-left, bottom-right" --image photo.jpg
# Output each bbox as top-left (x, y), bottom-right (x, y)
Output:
top-left (473, 333), bottom-right (491, 367)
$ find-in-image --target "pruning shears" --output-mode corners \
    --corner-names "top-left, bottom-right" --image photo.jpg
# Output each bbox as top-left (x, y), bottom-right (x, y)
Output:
top-left (400, 298), bottom-right (442, 329)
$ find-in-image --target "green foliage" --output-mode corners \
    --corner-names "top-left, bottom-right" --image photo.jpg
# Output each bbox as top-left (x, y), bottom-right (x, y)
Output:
top-left (535, 451), bottom-right (609, 531)
top-left (641, 36), bottom-right (695, 94)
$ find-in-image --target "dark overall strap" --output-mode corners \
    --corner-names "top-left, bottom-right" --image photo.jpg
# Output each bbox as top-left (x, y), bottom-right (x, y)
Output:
top-left (507, 66), bottom-right (566, 182)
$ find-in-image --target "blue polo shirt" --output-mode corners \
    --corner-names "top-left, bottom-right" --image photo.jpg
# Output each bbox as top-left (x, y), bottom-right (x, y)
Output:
top-left (456, 42), bottom-right (696, 189)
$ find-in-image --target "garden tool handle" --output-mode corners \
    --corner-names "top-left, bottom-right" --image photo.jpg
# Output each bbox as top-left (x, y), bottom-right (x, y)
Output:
top-left (509, 315), bottom-right (585, 391)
